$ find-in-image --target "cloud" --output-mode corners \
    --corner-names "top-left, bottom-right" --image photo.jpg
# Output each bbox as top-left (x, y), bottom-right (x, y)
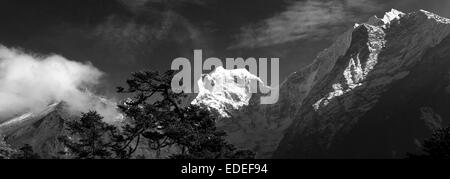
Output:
top-left (0, 45), bottom-right (121, 123)
top-left (93, 15), bottom-right (157, 52)
top-left (118, 0), bottom-right (210, 14)
top-left (92, 8), bottom-right (205, 64)
top-left (231, 0), bottom-right (385, 48)
top-left (94, 9), bottom-right (187, 48)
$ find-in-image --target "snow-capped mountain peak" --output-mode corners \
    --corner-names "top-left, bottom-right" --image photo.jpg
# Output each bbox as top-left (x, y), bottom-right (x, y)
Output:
top-left (191, 66), bottom-right (263, 118)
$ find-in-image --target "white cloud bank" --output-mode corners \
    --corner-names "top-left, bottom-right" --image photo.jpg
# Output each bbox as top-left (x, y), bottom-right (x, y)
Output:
top-left (0, 45), bottom-right (121, 123)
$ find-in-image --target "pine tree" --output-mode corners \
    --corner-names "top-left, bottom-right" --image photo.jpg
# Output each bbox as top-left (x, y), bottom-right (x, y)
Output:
top-left (11, 144), bottom-right (40, 159)
top-left (115, 70), bottom-right (255, 159)
top-left (58, 111), bottom-right (118, 159)
top-left (0, 135), bottom-right (17, 159)
top-left (168, 106), bottom-right (255, 159)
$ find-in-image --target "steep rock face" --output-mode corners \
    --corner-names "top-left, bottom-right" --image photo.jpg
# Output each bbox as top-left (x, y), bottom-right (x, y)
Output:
top-left (274, 9), bottom-right (450, 158)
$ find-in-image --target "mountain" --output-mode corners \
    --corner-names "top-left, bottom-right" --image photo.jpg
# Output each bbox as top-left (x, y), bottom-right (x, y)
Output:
top-left (275, 9), bottom-right (450, 158)
top-left (0, 99), bottom-right (173, 159)
top-left (0, 102), bottom-right (73, 158)
top-left (193, 9), bottom-right (450, 158)
top-left (0, 95), bottom-right (124, 158)
top-left (3, 9), bottom-right (450, 159)
top-left (192, 66), bottom-right (264, 118)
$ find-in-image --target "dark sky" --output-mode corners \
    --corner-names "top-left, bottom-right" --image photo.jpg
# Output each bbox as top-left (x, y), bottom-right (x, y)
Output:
top-left (0, 0), bottom-right (449, 97)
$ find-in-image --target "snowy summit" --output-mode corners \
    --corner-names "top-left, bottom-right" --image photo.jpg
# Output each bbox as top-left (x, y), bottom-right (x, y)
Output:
top-left (191, 66), bottom-right (264, 118)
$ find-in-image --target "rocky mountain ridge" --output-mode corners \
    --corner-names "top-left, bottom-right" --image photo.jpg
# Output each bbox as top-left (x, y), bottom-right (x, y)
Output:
top-left (192, 9), bottom-right (450, 158)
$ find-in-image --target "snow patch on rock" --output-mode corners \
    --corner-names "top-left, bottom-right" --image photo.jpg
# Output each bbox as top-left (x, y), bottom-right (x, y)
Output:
top-left (419, 9), bottom-right (450, 24)
top-left (381, 9), bottom-right (405, 25)
top-left (367, 9), bottom-right (404, 28)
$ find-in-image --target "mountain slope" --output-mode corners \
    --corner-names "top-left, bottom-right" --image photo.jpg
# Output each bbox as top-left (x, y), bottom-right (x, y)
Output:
top-left (0, 102), bottom-right (74, 158)
top-left (274, 9), bottom-right (450, 158)
top-left (193, 9), bottom-right (450, 158)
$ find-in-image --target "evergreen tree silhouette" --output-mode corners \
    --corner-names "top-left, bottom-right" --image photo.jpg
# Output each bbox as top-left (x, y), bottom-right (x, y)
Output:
top-left (0, 136), bottom-right (17, 159)
top-left (114, 70), bottom-right (255, 159)
top-left (59, 111), bottom-right (117, 159)
top-left (11, 144), bottom-right (40, 159)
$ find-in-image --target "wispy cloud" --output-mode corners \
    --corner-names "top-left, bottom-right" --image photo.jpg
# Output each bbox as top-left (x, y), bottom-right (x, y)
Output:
top-left (118, 0), bottom-right (210, 13)
top-left (93, 1), bottom-right (206, 63)
top-left (93, 15), bottom-right (161, 52)
top-left (231, 0), bottom-right (385, 49)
